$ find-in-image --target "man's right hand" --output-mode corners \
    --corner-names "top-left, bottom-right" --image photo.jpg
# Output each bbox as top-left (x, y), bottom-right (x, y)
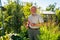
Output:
top-left (28, 20), bottom-right (36, 26)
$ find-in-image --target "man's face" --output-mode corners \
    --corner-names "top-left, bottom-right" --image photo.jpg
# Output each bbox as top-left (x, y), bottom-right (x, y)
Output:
top-left (30, 6), bottom-right (37, 15)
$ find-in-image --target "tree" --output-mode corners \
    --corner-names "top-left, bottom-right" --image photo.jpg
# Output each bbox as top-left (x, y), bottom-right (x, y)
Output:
top-left (2, 2), bottom-right (24, 33)
top-left (46, 3), bottom-right (56, 11)
top-left (55, 8), bottom-right (60, 27)
top-left (22, 2), bottom-right (32, 19)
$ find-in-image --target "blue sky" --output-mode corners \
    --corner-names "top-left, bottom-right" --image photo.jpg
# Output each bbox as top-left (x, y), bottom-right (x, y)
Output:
top-left (1, 0), bottom-right (60, 10)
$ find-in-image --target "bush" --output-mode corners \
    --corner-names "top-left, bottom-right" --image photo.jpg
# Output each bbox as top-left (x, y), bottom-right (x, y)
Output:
top-left (38, 23), bottom-right (60, 40)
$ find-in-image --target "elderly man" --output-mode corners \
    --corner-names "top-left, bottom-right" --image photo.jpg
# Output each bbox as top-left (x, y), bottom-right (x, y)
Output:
top-left (26, 6), bottom-right (44, 40)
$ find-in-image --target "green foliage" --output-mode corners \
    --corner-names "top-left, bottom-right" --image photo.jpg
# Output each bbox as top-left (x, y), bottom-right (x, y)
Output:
top-left (55, 9), bottom-right (60, 21)
top-left (0, 26), bottom-right (29, 40)
top-left (38, 23), bottom-right (60, 40)
top-left (5, 2), bottom-right (24, 33)
top-left (0, 2), bottom-right (25, 34)
top-left (46, 3), bottom-right (56, 11)
top-left (22, 2), bottom-right (32, 19)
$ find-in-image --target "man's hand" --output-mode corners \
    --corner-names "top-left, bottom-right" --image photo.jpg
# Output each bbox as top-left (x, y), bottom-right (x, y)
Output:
top-left (28, 19), bottom-right (43, 27)
top-left (28, 20), bottom-right (36, 26)
top-left (31, 23), bottom-right (43, 27)
top-left (30, 23), bottom-right (36, 26)
top-left (28, 20), bottom-right (40, 26)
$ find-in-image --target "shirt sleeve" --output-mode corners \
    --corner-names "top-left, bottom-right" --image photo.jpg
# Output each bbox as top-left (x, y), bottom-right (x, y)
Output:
top-left (38, 15), bottom-right (44, 23)
top-left (28, 16), bottom-right (31, 21)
